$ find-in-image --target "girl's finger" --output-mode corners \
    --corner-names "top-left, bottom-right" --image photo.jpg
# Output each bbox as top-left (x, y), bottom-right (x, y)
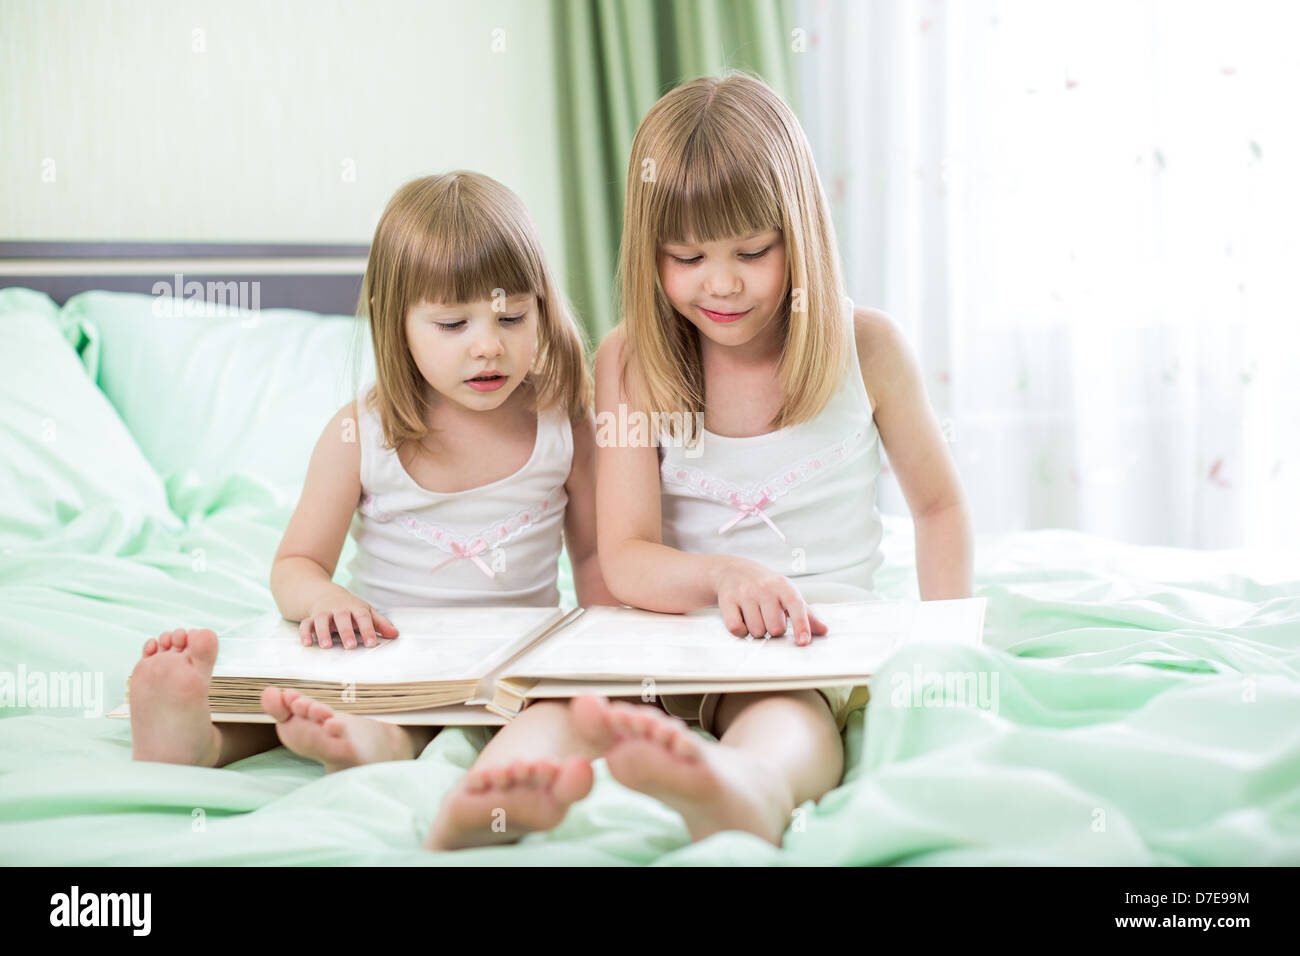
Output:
top-left (740, 599), bottom-right (766, 638)
top-left (372, 610), bottom-right (399, 638)
top-left (809, 608), bottom-right (829, 635)
top-left (299, 619), bottom-right (312, 646)
top-left (333, 610), bottom-right (357, 650)
top-left (782, 592), bottom-right (814, 646)
top-left (356, 611), bottom-right (379, 648)
top-left (314, 612), bottom-right (334, 649)
top-left (758, 594), bottom-right (788, 638)
top-left (721, 602), bottom-right (747, 637)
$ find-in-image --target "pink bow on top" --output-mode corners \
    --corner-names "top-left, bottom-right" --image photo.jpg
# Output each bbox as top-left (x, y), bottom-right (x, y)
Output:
top-left (430, 538), bottom-right (496, 579)
top-left (717, 491), bottom-right (786, 541)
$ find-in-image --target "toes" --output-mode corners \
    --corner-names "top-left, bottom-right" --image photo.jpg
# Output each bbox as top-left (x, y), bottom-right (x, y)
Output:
top-left (323, 717), bottom-right (347, 738)
top-left (553, 757), bottom-right (595, 804)
top-left (610, 705), bottom-right (638, 737)
top-left (289, 695), bottom-right (314, 720)
top-left (532, 762), bottom-right (559, 788)
top-left (609, 703), bottom-right (661, 740)
top-left (569, 695), bottom-right (616, 751)
top-left (259, 686), bottom-right (291, 721)
top-left (306, 700), bottom-right (334, 724)
top-left (652, 718), bottom-right (678, 747)
top-left (186, 629), bottom-right (220, 667)
top-left (669, 730), bottom-right (701, 761)
top-left (142, 638), bottom-right (158, 657)
top-left (633, 710), bottom-right (665, 739)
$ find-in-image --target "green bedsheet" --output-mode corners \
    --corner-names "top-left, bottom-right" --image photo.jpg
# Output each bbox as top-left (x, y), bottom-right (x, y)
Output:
top-left (1, 287), bottom-right (1297, 865)
top-left (2, 494), bottom-right (1297, 866)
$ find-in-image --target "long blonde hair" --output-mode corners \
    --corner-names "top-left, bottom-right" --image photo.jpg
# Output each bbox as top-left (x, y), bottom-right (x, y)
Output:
top-left (359, 172), bottom-right (591, 449)
top-left (617, 70), bottom-right (851, 433)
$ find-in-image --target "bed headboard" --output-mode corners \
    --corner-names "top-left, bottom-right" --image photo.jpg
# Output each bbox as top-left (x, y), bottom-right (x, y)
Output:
top-left (0, 241), bottom-right (369, 315)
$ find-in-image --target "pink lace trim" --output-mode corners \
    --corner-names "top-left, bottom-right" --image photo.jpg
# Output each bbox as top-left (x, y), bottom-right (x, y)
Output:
top-left (357, 488), bottom-right (563, 577)
top-left (660, 425), bottom-right (874, 539)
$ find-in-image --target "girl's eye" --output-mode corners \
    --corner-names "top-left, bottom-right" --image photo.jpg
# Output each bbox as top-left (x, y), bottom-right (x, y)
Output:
top-left (671, 255), bottom-right (701, 265)
top-left (435, 314), bottom-right (524, 330)
top-left (740, 246), bottom-right (771, 261)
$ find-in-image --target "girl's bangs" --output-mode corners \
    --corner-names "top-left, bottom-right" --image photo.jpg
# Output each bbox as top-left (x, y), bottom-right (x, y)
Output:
top-left (400, 218), bottom-right (542, 309)
top-left (656, 138), bottom-right (783, 245)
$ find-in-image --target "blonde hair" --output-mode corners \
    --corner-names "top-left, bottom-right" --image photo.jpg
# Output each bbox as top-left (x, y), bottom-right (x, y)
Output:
top-left (617, 70), bottom-right (851, 434)
top-left (358, 172), bottom-right (591, 449)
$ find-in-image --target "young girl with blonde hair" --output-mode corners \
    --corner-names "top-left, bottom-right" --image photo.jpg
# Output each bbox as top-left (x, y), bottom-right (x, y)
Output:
top-left (569, 70), bottom-right (973, 845)
top-left (130, 172), bottom-right (624, 850)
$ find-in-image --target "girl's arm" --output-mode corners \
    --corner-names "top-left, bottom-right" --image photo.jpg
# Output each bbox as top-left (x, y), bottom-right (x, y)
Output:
top-left (593, 329), bottom-right (825, 643)
top-left (562, 409), bottom-right (620, 606)
top-left (270, 400), bottom-right (398, 648)
top-left (855, 307), bottom-right (974, 600)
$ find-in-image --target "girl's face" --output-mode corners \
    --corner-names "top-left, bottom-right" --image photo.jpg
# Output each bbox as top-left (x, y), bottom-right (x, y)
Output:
top-left (404, 293), bottom-right (538, 412)
top-left (656, 228), bottom-right (787, 351)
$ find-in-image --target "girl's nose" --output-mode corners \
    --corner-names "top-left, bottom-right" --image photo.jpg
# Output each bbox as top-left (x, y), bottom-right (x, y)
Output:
top-left (471, 334), bottom-right (505, 358)
top-left (703, 265), bottom-right (742, 298)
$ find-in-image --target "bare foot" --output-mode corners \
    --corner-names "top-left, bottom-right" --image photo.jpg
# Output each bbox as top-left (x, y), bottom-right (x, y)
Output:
top-left (130, 628), bottom-right (222, 766)
top-left (570, 695), bottom-right (793, 845)
top-left (423, 756), bottom-right (594, 851)
top-left (260, 687), bottom-right (417, 773)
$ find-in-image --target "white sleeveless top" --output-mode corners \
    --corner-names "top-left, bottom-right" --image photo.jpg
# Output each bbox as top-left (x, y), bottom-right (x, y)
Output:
top-left (344, 383), bottom-right (572, 611)
top-left (657, 300), bottom-right (884, 604)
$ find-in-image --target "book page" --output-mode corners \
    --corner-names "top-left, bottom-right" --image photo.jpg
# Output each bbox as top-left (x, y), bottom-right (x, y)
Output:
top-left (209, 606), bottom-right (566, 684)
top-left (504, 599), bottom-right (984, 681)
top-left (106, 702), bottom-right (508, 726)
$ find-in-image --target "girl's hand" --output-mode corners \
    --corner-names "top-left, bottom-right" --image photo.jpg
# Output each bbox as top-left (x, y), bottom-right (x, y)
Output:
top-left (300, 587), bottom-right (400, 649)
top-left (710, 557), bottom-right (829, 647)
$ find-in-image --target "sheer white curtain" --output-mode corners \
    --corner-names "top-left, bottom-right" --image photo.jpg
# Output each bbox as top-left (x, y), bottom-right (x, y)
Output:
top-left (795, 0), bottom-right (1299, 548)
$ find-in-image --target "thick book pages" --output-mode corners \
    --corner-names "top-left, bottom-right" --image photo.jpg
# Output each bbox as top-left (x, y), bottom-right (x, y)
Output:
top-left (487, 597), bottom-right (987, 715)
top-left (113, 605), bottom-right (577, 725)
top-left (106, 703), bottom-right (509, 726)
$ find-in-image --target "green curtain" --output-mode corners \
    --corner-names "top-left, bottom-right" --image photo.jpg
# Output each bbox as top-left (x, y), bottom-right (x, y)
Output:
top-left (551, 0), bottom-right (801, 348)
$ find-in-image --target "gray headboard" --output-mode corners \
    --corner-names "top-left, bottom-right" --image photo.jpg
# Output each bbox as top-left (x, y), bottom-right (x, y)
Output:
top-left (0, 241), bottom-right (369, 315)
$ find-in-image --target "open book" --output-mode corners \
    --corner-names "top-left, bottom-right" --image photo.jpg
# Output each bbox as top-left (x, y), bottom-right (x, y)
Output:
top-left (110, 598), bottom-right (987, 725)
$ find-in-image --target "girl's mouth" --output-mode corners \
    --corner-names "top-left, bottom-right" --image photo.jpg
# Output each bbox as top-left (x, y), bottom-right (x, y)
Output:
top-left (700, 307), bottom-right (750, 324)
top-left (465, 374), bottom-right (507, 392)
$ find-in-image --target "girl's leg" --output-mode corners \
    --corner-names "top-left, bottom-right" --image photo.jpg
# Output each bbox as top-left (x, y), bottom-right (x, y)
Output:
top-left (260, 687), bottom-right (437, 773)
top-left (210, 722), bottom-right (282, 766)
top-left (712, 689), bottom-right (844, 807)
top-left (423, 700), bottom-right (609, 851)
top-left (569, 690), bottom-right (843, 846)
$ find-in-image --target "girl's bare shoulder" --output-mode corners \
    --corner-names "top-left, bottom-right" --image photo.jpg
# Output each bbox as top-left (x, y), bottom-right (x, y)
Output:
top-left (852, 305), bottom-right (911, 417)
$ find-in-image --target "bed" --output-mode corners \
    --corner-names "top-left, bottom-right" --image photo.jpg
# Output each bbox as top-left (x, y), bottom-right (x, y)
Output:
top-left (1, 243), bottom-right (1297, 866)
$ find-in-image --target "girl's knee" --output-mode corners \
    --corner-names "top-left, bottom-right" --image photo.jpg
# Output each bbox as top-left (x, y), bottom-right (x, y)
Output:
top-left (519, 700), bottom-right (570, 722)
